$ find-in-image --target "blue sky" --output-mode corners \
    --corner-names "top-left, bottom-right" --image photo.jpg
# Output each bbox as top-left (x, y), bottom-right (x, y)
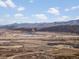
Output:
top-left (0, 0), bottom-right (79, 25)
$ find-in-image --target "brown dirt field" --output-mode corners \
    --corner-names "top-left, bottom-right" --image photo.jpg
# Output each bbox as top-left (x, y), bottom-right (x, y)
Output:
top-left (0, 30), bottom-right (79, 59)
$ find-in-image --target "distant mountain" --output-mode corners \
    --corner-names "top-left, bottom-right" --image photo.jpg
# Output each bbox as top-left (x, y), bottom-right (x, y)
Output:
top-left (39, 25), bottom-right (79, 34)
top-left (0, 19), bottom-right (79, 29)
top-left (0, 19), bottom-right (79, 33)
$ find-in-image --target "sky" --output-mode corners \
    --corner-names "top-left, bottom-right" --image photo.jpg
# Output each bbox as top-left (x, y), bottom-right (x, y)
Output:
top-left (0, 0), bottom-right (79, 25)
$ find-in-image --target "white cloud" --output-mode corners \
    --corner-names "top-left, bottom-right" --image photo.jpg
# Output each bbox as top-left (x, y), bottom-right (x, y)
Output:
top-left (64, 9), bottom-right (70, 12)
top-left (53, 16), bottom-right (70, 22)
top-left (0, 18), bottom-right (15, 25)
top-left (5, 0), bottom-right (16, 8)
top-left (14, 13), bottom-right (28, 19)
top-left (14, 13), bottom-right (24, 17)
top-left (17, 7), bottom-right (25, 12)
top-left (0, 0), bottom-right (16, 8)
top-left (74, 16), bottom-right (79, 19)
top-left (65, 5), bottom-right (79, 11)
top-left (71, 6), bottom-right (79, 10)
top-left (48, 8), bottom-right (60, 15)
top-left (0, 0), bottom-right (7, 7)
top-left (34, 14), bottom-right (48, 20)
top-left (60, 16), bottom-right (69, 20)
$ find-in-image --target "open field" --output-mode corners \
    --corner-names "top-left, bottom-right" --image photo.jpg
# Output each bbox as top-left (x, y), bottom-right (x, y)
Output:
top-left (0, 29), bottom-right (79, 59)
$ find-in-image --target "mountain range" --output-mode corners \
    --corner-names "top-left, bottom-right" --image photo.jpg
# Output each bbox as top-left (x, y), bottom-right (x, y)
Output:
top-left (0, 19), bottom-right (79, 33)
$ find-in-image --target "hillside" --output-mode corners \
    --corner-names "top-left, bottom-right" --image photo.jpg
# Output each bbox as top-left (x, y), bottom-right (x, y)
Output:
top-left (0, 19), bottom-right (79, 33)
top-left (39, 25), bottom-right (79, 34)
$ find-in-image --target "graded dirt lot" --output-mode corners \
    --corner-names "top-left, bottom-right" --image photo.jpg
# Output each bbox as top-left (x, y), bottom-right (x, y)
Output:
top-left (0, 29), bottom-right (79, 59)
